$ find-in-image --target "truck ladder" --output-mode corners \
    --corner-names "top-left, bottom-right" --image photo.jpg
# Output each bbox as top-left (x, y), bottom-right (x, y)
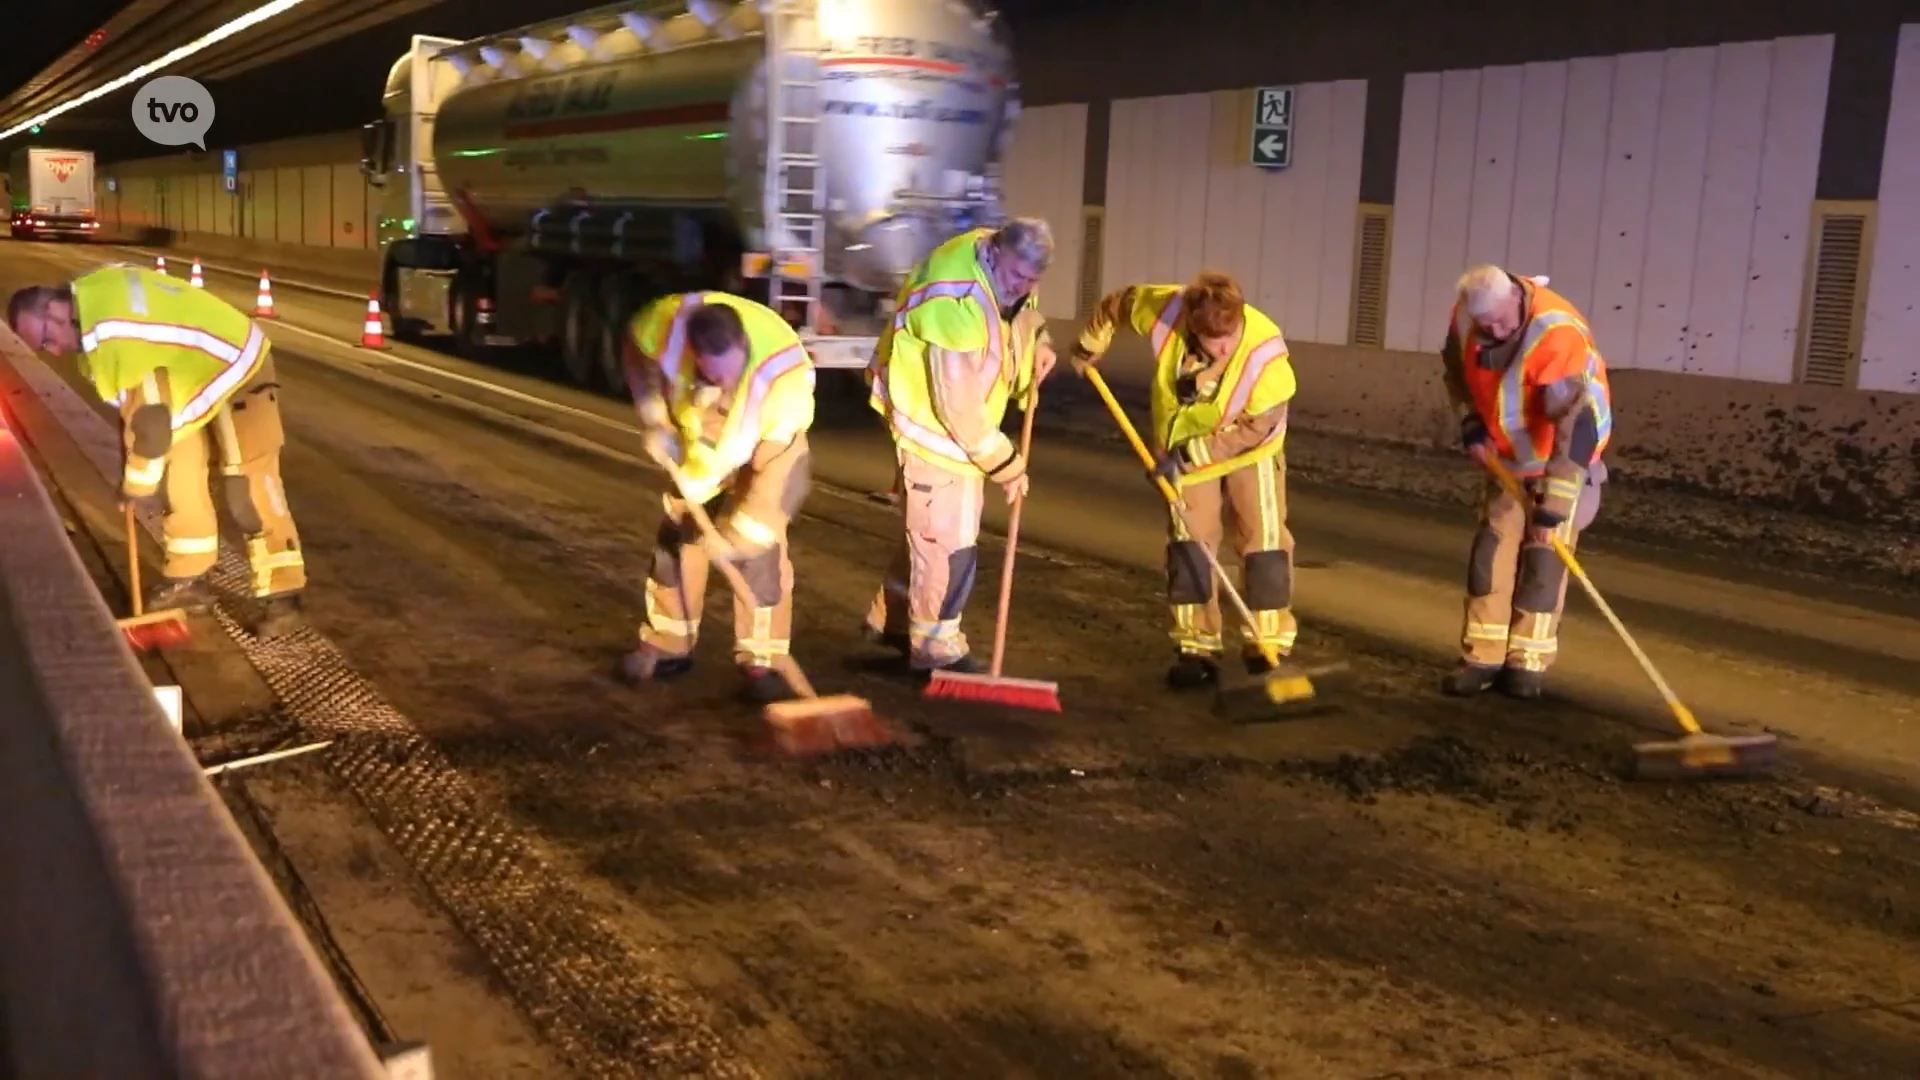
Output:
top-left (763, 0), bottom-right (825, 334)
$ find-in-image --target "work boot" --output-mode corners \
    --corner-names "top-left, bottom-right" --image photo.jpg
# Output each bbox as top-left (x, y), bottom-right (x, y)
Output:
top-left (1499, 667), bottom-right (1547, 700)
top-left (617, 643), bottom-right (694, 686)
top-left (146, 576), bottom-right (215, 614)
top-left (915, 652), bottom-right (983, 677)
top-left (1440, 662), bottom-right (1502, 697)
top-left (860, 623), bottom-right (911, 655)
top-left (252, 593), bottom-right (305, 641)
top-left (1167, 652), bottom-right (1221, 691)
top-left (741, 665), bottom-right (796, 704)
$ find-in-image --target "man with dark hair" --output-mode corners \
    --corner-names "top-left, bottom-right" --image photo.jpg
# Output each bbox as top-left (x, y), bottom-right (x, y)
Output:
top-left (620, 292), bottom-right (816, 702)
top-left (1071, 269), bottom-right (1300, 689)
top-left (6, 266), bottom-right (306, 637)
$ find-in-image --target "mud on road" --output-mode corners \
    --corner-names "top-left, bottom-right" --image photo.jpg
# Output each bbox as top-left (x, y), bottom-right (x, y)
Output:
top-left (184, 338), bottom-right (1913, 1080)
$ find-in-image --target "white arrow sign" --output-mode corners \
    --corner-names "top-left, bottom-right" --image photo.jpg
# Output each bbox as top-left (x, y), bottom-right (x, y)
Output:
top-left (1257, 134), bottom-right (1285, 158)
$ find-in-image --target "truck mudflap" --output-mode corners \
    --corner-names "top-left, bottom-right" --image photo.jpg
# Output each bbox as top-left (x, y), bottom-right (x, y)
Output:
top-left (802, 334), bottom-right (876, 371)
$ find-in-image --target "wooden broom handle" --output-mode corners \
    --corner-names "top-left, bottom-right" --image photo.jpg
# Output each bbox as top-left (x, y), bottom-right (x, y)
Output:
top-left (987, 383), bottom-right (1039, 678)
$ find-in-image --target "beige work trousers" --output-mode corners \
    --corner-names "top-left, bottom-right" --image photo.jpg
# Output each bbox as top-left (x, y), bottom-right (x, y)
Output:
top-left (1168, 453), bottom-right (1298, 656)
top-left (640, 492), bottom-right (796, 669)
top-left (161, 374), bottom-right (306, 598)
top-left (1459, 470), bottom-right (1603, 671)
top-left (864, 451), bottom-right (986, 668)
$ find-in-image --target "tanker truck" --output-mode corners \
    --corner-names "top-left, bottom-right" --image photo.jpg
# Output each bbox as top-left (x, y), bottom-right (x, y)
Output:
top-left (358, 0), bottom-right (1020, 395)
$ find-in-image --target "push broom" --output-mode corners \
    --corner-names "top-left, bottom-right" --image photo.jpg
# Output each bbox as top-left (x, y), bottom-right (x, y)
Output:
top-left (1085, 368), bottom-right (1341, 719)
top-left (656, 458), bottom-right (898, 754)
top-left (1479, 453), bottom-right (1776, 780)
top-left (118, 501), bottom-right (192, 651)
top-left (925, 384), bottom-right (1062, 711)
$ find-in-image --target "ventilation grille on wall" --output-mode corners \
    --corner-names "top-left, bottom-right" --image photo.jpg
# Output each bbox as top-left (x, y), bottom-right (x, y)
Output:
top-left (1349, 203), bottom-right (1391, 348)
top-left (1076, 206), bottom-right (1105, 322)
top-left (1796, 200), bottom-right (1876, 389)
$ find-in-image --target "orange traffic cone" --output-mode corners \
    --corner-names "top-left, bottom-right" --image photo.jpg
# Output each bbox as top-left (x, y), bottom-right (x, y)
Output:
top-left (361, 292), bottom-right (386, 348)
top-left (254, 270), bottom-right (275, 317)
top-left (189, 259), bottom-right (204, 288)
top-left (154, 254), bottom-right (166, 273)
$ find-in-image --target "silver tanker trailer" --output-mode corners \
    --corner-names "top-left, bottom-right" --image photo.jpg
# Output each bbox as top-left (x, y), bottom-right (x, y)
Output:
top-left (358, 0), bottom-right (1020, 394)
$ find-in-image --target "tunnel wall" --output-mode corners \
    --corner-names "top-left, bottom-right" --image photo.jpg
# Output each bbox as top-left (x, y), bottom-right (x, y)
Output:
top-left (89, 45), bottom-right (1917, 527)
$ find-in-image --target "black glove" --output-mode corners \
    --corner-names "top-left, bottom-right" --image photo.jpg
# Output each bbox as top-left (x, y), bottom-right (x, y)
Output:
top-left (1150, 447), bottom-right (1187, 483)
top-left (1529, 502), bottom-right (1565, 531)
top-left (1460, 414), bottom-right (1491, 450)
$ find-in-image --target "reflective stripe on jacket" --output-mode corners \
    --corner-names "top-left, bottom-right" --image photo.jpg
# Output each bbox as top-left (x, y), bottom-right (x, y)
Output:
top-left (74, 265), bottom-right (267, 435)
top-left (1078, 283), bottom-right (1295, 484)
top-left (630, 291), bottom-right (816, 504)
top-left (1455, 282), bottom-right (1614, 477)
top-left (867, 228), bottom-right (1040, 476)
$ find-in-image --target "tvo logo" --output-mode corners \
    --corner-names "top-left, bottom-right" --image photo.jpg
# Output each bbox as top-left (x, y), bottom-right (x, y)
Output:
top-left (131, 75), bottom-right (216, 150)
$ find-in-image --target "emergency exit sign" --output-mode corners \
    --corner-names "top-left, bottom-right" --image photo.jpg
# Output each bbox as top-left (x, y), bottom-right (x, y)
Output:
top-left (1251, 86), bottom-right (1294, 169)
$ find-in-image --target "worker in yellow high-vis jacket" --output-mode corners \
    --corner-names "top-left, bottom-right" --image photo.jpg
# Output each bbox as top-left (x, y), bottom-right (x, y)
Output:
top-left (1072, 270), bottom-right (1299, 690)
top-left (7, 266), bottom-right (307, 638)
top-left (862, 217), bottom-right (1058, 674)
top-left (620, 291), bottom-right (816, 703)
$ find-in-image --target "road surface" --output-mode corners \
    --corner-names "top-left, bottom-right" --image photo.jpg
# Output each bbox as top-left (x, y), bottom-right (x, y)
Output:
top-left (4, 238), bottom-right (1917, 1078)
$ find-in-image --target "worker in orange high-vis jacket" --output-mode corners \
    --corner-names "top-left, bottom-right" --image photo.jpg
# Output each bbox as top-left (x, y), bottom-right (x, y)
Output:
top-left (620, 291), bottom-right (816, 704)
top-left (1441, 265), bottom-right (1613, 699)
top-left (7, 267), bottom-right (307, 639)
top-left (862, 217), bottom-right (1058, 675)
top-left (1072, 271), bottom-right (1299, 690)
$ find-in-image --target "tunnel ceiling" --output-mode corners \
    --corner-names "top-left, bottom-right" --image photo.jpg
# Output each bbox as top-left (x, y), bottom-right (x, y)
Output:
top-left (1, 0), bottom-right (1143, 162)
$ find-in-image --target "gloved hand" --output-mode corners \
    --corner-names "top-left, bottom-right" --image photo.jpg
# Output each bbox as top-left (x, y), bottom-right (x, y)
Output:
top-left (1150, 447), bottom-right (1187, 484)
top-left (120, 492), bottom-right (163, 516)
top-left (1529, 502), bottom-right (1565, 531)
top-left (1460, 413), bottom-right (1491, 452)
top-left (1068, 344), bottom-right (1099, 377)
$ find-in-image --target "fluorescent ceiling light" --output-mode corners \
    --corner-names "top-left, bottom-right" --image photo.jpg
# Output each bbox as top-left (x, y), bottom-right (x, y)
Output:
top-left (0, 0), bottom-right (313, 142)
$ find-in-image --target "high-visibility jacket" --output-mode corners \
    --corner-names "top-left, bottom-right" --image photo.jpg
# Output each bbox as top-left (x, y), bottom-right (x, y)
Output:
top-left (630, 291), bottom-right (815, 547)
top-left (73, 265), bottom-right (269, 496)
top-left (867, 227), bottom-right (1042, 480)
top-left (1078, 284), bottom-right (1295, 486)
top-left (1451, 279), bottom-right (1613, 495)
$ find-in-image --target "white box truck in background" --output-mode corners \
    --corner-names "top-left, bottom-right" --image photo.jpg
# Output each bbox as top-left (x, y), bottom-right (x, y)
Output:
top-left (8, 147), bottom-right (98, 241)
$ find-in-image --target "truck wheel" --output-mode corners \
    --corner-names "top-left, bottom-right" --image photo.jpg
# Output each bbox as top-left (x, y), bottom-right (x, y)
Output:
top-left (561, 275), bottom-right (601, 388)
top-left (594, 275), bottom-right (635, 399)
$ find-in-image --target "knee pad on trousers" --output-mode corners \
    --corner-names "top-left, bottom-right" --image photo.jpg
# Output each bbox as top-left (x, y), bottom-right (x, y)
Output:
top-left (650, 518), bottom-right (688, 589)
top-left (1466, 526), bottom-right (1501, 597)
top-left (1166, 540), bottom-right (1213, 606)
top-left (780, 453), bottom-right (813, 519)
top-left (737, 546), bottom-right (784, 608)
top-left (223, 475), bottom-right (263, 534)
top-left (1514, 545), bottom-right (1566, 612)
top-left (1243, 549), bottom-right (1292, 609)
top-left (940, 546), bottom-right (978, 620)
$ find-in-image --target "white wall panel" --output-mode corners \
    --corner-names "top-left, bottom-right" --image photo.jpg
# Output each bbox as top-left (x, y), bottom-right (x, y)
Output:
top-left (1635, 47), bottom-right (1716, 372)
top-left (1506, 62), bottom-right (1568, 279)
top-left (1548, 57), bottom-right (1615, 320)
top-left (1860, 24), bottom-right (1920, 393)
top-left (1464, 66), bottom-right (1524, 272)
top-left (1278, 81), bottom-right (1334, 338)
top-left (1686, 41), bottom-right (1772, 379)
top-left (1103, 83), bottom-right (1365, 343)
top-left (1384, 73), bottom-right (1441, 351)
top-left (1590, 51), bottom-right (1664, 366)
top-left (1418, 69), bottom-right (1483, 350)
top-left (1314, 79), bottom-right (1368, 342)
top-left (1386, 36), bottom-right (1829, 381)
top-left (1103, 99), bottom-right (1144, 290)
top-left (1739, 34), bottom-right (1832, 383)
top-left (1001, 103), bottom-right (1088, 319)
